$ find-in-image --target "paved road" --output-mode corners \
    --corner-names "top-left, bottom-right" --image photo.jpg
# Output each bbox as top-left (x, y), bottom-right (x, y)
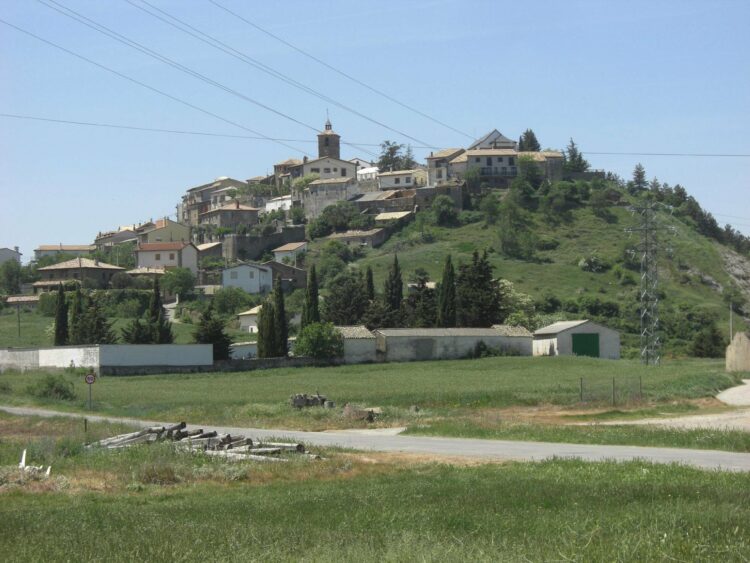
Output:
top-left (3, 405), bottom-right (750, 473)
top-left (718, 379), bottom-right (750, 406)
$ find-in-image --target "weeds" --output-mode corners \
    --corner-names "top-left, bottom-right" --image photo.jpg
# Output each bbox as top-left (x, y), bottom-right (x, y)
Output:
top-left (25, 374), bottom-right (76, 401)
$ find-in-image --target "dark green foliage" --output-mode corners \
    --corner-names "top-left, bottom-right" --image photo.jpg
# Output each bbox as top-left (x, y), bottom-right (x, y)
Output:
top-left (437, 255), bottom-right (456, 328)
top-left (121, 318), bottom-right (152, 344)
top-left (431, 195), bottom-right (458, 226)
top-left (384, 255), bottom-right (403, 312)
top-left (0, 259), bottom-right (22, 294)
top-left (152, 311), bottom-right (174, 344)
top-left (300, 265), bottom-right (320, 330)
top-left (690, 323), bottom-right (725, 358)
top-left (256, 301), bottom-right (276, 358)
top-left (25, 374), bottom-right (76, 401)
top-left (110, 272), bottom-right (134, 289)
top-left (290, 205), bottom-right (305, 225)
top-left (629, 163), bottom-right (648, 194)
top-left (361, 298), bottom-right (402, 330)
top-left (405, 269), bottom-right (436, 328)
top-left (161, 268), bottom-right (195, 296)
top-left (53, 284), bottom-right (68, 346)
top-left (578, 255), bottom-right (611, 273)
top-left (193, 306), bottom-right (231, 361)
top-left (378, 140), bottom-right (416, 171)
top-left (517, 128), bottom-right (541, 151)
top-left (517, 158), bottom-right (544, 191)
top-left (213, 287), bottom-right (254, 317)
top-left (293, 322), bottom-right (344, 359)
top-left (365, 266), bottom-right (375, 302)
top-left (272, 276), bottom-right (288, 357)
top-left (498, 192), bottom-right (535, 259)
top-left (563, 138), bottom-right (590, 172)
top-left (479, 192), bottom-right (501, 225)
top-left (323, 271), bottom-right (369, 326)
top-left (146, 278), bottom-right (174, 344)
top-left (590, 189), bottom-right (611, 219)
top-left (79, 299), bottom-right (118, 344)
top-left (456, 251), bottom-right (502, 327)
top-left (68, 286), bottom-right (86, 345)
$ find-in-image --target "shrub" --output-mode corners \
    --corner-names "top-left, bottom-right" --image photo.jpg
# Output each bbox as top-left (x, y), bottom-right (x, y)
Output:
top-left (293, 322), bottom-right (344, 359)
top-left (25, 374), bottom-right (76, 401)
top-left (0, 380), bottom-right (11, 394)
top-left (578, 255), bottom-right (611, 273)
top-left (469, 341), bottom-right (521, 359)
top-left (138, 463), bottom-right (180, 485)
top-left (536, 237), bottom-right (560, 251)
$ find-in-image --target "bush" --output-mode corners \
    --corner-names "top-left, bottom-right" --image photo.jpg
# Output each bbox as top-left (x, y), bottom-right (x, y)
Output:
top-left (25, 374), bottom-right (76, 401)
top-left (469, 341), bottom-right (521, 359)
top-left (293, 322), bottom-right (344, 359)
top-left (536, 237), bottom-right (560, 251)
top-left (578, 255), bottom-right (611, 273)
top-left (138, 463), bottom-right (180, 485)
top-left (0, 380), bottom-right (11, 394)
top-left (38, 292), bottom-right (58, 317)
top-left (213, 287), bottom-right (255, 317)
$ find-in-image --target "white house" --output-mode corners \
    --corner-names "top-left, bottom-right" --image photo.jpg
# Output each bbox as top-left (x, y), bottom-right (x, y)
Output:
top-left (273, 241), bottom-right (307, 264)
top-left (377, 169), bottom-right (427, 190)
top-left (135, 242), bottom-right (199, 275)
top-left (238, 305), bottom-right (262, 333)
top-left (357, 166), bottom-right (379, 182)
top-left (265, 194), bottom-right (292, 214)
top-left (221, 263), bottom-right (273, 294)
top-left (0, 247), bottom-right (21, 265)
top-left (335, 326), bottom-right (377, 363)
top-left (533, 320), bottom-right (620, 359)
top-left (349, 157), bottom-right (374, 169)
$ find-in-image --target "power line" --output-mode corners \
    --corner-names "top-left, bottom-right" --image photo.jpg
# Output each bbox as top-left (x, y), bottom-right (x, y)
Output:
top-left (36, 0), bottom-right (337, 154)
top-left (586, 151), bottom-right (750, 157)
top-left (208, 0), bottom-right (474, 141)
top-left (125, 0), bottom-right (437, 151)
top-left (0, 17), bottom-right (309, 156)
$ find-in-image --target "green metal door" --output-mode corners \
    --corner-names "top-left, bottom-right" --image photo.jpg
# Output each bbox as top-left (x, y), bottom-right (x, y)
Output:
top-left (572, 333), bottom-right (600, 357)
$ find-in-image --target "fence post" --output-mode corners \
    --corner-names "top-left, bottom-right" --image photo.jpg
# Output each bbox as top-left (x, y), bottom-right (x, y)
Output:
top-left (639, 376), bottom-right (643, 402)
top-left (580, 377), bottom-right (583, 402)
top-left (612, 377), bottom-right (616, 407)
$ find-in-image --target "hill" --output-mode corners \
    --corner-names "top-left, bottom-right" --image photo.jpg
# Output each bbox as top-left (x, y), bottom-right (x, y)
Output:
top-left (305, 178), bottom-right (750, 357)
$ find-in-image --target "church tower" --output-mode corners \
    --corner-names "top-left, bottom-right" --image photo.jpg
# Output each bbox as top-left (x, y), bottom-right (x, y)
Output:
top-left (317, 118), bottom-right (341, 159)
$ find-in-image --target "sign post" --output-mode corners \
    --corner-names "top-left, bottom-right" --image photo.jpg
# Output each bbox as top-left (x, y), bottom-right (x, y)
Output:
top-left (85, 371), bottom-right (96, 410)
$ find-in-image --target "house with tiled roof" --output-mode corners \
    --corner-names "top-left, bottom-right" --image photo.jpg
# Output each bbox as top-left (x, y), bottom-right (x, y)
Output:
top-left (377, 169), bottom-right (427, 190)
top-left (198, 201), bottom-right (260, 231)
top-left (135, 242), bottom-right (199, 275)
top-left (34, 244), bottom-right (95, 261)
top-left (137, 218), bottom-right (191, 244)
top-left (34, 257), bottom-right (124, 292)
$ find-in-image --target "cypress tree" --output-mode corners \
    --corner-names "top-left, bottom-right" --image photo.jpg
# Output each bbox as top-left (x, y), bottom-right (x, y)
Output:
top-left (365, 266), bottom-right (375, 301)
top-left (384, 254), bottom-right (403, 312)
top-left (301, 265), bottom-right (320, 330)
top-left (257, 300), bottom-right (278, 358)
top-left (147, 276), bottom-right (173, 343)
top-left (437, 255), bottom-right (456, 328)
top-left (68, 286), bottom-right (85, 345)
top-left (53, 283), bottom-right (68, 346)
top-left (273, 276), bottom-right (288, 357)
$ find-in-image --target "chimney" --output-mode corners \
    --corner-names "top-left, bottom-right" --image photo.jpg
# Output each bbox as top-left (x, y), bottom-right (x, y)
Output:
top-left (236, 200), bottom-right (240, 209)
top-left (14, 246), bottom-right (19, 254)
top-left (303, 156), bottom-right (308, 164)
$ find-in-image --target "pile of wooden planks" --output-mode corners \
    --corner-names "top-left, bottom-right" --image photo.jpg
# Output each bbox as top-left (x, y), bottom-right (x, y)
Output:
top-left (88, 422), bottom-right (318, 463)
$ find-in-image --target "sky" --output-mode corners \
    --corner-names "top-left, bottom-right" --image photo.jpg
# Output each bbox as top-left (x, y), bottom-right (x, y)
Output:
top-left (1, 0), bottom-right (749, 262)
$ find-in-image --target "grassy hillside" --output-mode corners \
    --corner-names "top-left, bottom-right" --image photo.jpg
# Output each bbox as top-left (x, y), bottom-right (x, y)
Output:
top-left (306, 187), bottom-right (748, 356)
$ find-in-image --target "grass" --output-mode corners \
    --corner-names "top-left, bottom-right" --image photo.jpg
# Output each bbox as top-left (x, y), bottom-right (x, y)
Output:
top-left (1, 413), bottom-right (749, 561)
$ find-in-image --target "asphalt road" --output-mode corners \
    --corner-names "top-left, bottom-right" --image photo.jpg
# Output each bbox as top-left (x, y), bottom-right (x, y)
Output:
top-left (3, 405), bottom-right (750, 472)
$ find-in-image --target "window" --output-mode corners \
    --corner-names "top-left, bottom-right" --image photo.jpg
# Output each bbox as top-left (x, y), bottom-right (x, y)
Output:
top-left (394, 177), bottom-right (401, 184)
top-left (486, 157), bottom-right (492, 166)
top-left (249, 271), bottom-right (254, 279)
top-left (497, 157), bottom-right (503, 164)
top-left (324, 168), bottom-right (331, 173)
top-left (405, 177), bottom-right (412, 184)
top-left (155, 253), bottom-right (161, 260)
top-left (341, 168), bottom-right (347, 177)
top-left (325, 137), bottom-right (329, 147)
top-left (169, 253), bottom-right (175, 260)
top-left (475, 157), bottom-right (480, 163)
top-left (230, 271), bottom-right (238, 280)
top-left (333, 167), bottom-right (338, 172)
top-left (311, 167), bottom-right (320, 173)
top-left (509, 157), bottom-right (515, 166)
top-left (437, 169), bottom-right (443, 179)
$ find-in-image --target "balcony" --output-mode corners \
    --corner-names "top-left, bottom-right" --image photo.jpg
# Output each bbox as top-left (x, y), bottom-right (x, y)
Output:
top-left (479, 166), bottom-right (518, 177)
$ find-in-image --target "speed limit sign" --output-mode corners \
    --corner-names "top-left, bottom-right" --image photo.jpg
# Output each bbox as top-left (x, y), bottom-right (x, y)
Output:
top-left (85, 373), bottom-right (96, 385)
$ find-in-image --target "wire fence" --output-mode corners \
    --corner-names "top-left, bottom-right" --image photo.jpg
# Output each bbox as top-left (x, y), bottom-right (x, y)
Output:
top-left (579, 376), bottom-right (643, 406)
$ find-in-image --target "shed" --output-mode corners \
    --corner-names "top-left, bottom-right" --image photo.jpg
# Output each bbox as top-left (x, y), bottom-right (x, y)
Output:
top-left (726, 332), bottom-right (750, 372)
top-left (237, 305), bottom-right (262, 333)
top-left (374, 327), bottom-right (533, 362)
top-left (335, 325), bottom-right (377, 364)
top-left (533, 320), bottom-right (620, 359)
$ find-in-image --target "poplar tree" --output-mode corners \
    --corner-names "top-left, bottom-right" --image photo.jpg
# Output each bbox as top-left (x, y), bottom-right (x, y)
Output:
top-left (383, 254), bottom-right (403, 312)
top-left (273, 276), bottom-right (288, 357)
top-left (300, 265), bottom-right (320, 330)
top-left (365, 266), bottom-right (375, 301)
top-left (68, 286), bottom-right (85, 345)
top-left (437, 255), bottom-right (456, 328)
top-left (147, 277), bottom-right (174, 344)
top-left (256, 300), bottom-right (278, 358)
top-left (53, 284), bottom-right (68, 346)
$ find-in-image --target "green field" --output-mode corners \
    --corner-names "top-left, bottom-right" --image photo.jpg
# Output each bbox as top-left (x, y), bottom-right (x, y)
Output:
top-left (0, 413), bottom-right (748, 562)
top-left (1, 356), bottom-right (745, 451)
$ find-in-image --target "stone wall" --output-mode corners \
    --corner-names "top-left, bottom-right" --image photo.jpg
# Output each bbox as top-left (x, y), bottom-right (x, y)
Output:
top-left (223, 226), bottom-right (306, 261)
top-left (727, 332), bottom-right (750, 372)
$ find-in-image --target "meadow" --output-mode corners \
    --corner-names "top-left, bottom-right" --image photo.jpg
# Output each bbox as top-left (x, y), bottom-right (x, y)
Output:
top-left (0, 413), bottom-right (749, 562)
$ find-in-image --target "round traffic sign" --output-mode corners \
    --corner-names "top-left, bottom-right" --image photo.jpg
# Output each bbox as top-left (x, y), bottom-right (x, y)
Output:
top-left (85, 373), bottom-right (96, 385)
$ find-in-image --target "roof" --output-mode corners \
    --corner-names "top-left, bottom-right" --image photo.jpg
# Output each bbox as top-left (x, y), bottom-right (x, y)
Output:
top-left (309, 177), bottom-right (352, 186)
top-left (335, 325), bottom-right (375, 339)
top-left (375, 328), bottom-right (510, 337)
top-left (136, 242), bottom-right (193, 252)
top-left (357, 166), bottom-right (379, 175)
top-left (491, 325), bottom-right (533, 337)
top-left (275, 158), bottom-right (303, 167)
top-left (449, 153), bottom-right (468, 164)
top-left (378, 169), bottom-right (418, 177)
top-left (5, 295), bottom-right (39, 304)
top-left (125, 267), bottom-right (166, 276)
top-left (355, 190), bottom-right (399, 202)
top-left (375, 211), bottom-right (413, 221)
top-left (273, 242), bottom-right (307, 252)
top-left (534, 320), bottom-right (591, 336)
top-left (238, 305), bottom-right (262, 316)
top-left (0, 247), bottom-right (21, 254)
top-left (468, 129), bottom-right (516, 150)
top-left (327, 228), bottom-right (385, 239)
top-left (200, 202), bottom-right (259, 215)
top-left (36, 244), bottom-right (95, 252)
top-left (517, 151), bottom-right (564, 162)
top-left (224, 262), bottom-right (270, 272)
top-left (196, 242), bottom-right (223, 251)
top-left (465, 149), bottom-right (518, 157)
top-left (269, 195), bottom-right (292, 202)
top-left (37, 257), bottom-right (124, 271)
top-left (427, 148), bottom-right (464, 159)
top-left (32, 280), bottom-right (78, 287)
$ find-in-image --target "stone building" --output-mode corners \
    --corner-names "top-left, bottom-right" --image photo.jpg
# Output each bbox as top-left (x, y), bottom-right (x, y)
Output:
top-left (34, 257), bottom-right (124, 292)
top-left (726, 332), bottom-right (750, 372)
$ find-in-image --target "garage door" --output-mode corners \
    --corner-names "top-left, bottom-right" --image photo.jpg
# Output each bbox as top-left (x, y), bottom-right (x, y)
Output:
top-left (572, 333), bottom-right (600, 357)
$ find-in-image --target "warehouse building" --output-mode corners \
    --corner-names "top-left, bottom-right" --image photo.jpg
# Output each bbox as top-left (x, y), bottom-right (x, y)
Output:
top-left (533, 320), bottom-right (620, 359)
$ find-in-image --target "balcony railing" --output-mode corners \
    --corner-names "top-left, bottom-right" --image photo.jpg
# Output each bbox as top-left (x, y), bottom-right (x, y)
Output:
top-left (479, 166), bottom-right (518, 177)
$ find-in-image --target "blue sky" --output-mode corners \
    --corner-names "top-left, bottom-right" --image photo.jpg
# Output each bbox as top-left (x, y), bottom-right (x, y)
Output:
top-left (1, 0), bottom-right (749, 261)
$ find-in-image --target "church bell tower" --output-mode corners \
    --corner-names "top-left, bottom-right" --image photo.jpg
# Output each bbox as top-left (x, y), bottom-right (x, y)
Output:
top-left (317, 118), bottom-right (341, 159)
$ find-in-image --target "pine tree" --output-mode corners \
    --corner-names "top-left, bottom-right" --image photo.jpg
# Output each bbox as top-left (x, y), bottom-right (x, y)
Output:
top-left (272, 276), bottom-right (288, 357)
top-left (518, 135), bottom-right (525, 151)
top-left (437, 255), bottom-right (456, 328)
top-left (121, 318), bottom-right (152, 344)
top-left (632, 163), bottom-right (647, 192)
top-left (520, 129), bottom-right (541, 151)
top-left (384, 254), bottom-right (403, 312)
top-left (193, 305), bottom-right (231, 360)
top-left (563, 138), bottom-right (590, 172)
top-left (365, 266), bottom-right (375, 301)
top-left (147, 277), bottom-right (173, 343)
top-left (53, 284), bottom-right (68, 346)
top-left (456, 250), bottom-right (501, 327)
top-left (300, 265), bottom-right (320, 330)
top-left (68, 286), bottom-right (85, 345)
top-left (80, 299), bottom-right (117, 344)
top-left (322, 271), bottom-right (369, 326)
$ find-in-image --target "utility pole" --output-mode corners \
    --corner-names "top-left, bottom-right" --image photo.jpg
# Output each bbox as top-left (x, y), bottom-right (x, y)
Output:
top-left (625, 200), bottom-right (673, 366)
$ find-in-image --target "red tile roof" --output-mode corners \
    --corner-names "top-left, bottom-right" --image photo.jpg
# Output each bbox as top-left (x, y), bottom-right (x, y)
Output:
top-left (136, 242), bottom-right (193, 252)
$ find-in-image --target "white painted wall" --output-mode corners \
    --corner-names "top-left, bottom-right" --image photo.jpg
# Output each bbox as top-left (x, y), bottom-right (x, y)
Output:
top-left (239, 314), bottom-right (259, 333)
top-left (343, 338), bottom-right (377, 363)
top-left (99, 344), bottom-right (212, 366)
top-left (39, 346), bottom-right (100, 369)
top-left (727, 332), bottom-right (750, 372)
top-left (265, 196), bottom-right (292, 213)
top-left (222, 264), bottom-right (272, 294)
top-left (533, 322), bottom-right (620, 359)
top-left (137, 246), bottom-right (199, 275)
top-left (0, 348), bottom-right (39, 372)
